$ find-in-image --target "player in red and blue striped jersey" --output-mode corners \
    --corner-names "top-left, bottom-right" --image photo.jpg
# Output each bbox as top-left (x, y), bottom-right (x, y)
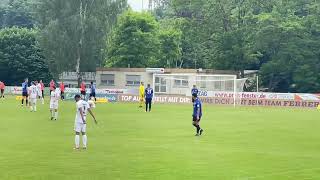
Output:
top-left (191, 85), bottom-right (198, 96)
top-left (21, 78), bottom-right (29, 107)
top-left (192, 93), bottom-right (203, 136)
top-left (145, 84), bottom-right (153, 112)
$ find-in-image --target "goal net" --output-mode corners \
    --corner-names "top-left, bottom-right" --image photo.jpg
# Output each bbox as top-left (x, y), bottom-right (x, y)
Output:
top-left (152, 74), bottom-right (247, 106)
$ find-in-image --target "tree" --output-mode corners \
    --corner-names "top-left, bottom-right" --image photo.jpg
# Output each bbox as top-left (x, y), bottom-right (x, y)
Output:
top-left (0, 27), bottom-right (52, 85)
top-left (157, 0), bottom-right (320, 92)
top-left (157, 18), bottom-right (182, 68)
top-left (256, 3), bottom-right (320, 92)
top-left (0, 0), bottom-right (35, 28)
top-left (106, 10), bottom-right (160, 68)
top-left (34, 0), bottom-right (127, 85)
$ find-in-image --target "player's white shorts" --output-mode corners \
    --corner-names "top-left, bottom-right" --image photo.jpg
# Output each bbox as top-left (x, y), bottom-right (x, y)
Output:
top-left (50, 102), bottom-right (58, 109)
top-left (30, 98), bottom-right (37, 104)
top-left (74, 122), bottom-right (86, 133)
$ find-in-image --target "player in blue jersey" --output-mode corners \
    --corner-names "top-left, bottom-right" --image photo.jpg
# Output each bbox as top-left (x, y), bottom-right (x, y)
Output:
top-left (89, 81), bottom-right (96, 101)
top-left (191, 85), bottom-right (198, 97)
top-left (21, 78), bottom-right (29, 107)
top-left (145, 84), bottom-right (153, 112)
top-left (192, 93), bottom-right (203, 136)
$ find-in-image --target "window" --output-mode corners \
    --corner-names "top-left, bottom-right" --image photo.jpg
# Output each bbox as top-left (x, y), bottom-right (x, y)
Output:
top-left (174, 76), bottom-right (189, 88)
top-left (155, 77), bottom-right (166, 93)
top-left (200, 76), bottom-right (206, 88)
top-left (126, 75), bottom-right (141, 86)
top-left (101, 74), bottom-right (115, 86)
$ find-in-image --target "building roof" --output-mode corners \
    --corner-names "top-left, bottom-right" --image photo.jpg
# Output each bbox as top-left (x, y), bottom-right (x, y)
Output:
top-left (96, 68), bottom-right (237, 75)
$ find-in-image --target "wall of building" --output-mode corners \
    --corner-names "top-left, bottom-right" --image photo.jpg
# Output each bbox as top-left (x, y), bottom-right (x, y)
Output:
top-left (96, 68), bottom-right (238, 95)
top-left (59, 72), bottom-right (96, 88)
top-left (96, 70), bottom-right (153, 90)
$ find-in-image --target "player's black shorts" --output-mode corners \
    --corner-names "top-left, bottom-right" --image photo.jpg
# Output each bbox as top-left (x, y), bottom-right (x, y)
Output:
top-left (1, 89), bottom-right (4, 94)
top-left (81, 91), bottom-right (86, 96)
top-left (22, 91), bottom-right (28, 97)
top-left (145, 98), bottom-right (152, 104)
top-left (90, 92), bottom-right (96, 98)
top-left (193, 116), bottom-right (201, 122)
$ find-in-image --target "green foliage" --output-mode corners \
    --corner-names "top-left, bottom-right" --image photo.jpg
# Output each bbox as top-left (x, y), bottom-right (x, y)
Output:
top-left (106, 11), bottom-right (184, 68)
top-left (34, 0), bottom-right (127, 77)
top-left (106, 10), bottom-right (160, 68)
top-left (0, 0), bottom-right (35, 28)
top-left (154, 0), bottom-right (320, 92)
top-left (0, 0), bottom-right (319, 92)
top-left (157, 26), bottom-right (182, 68)
top-left (255, 5), bottom-right (320, 93)
top-left (0, 27), bottom-right (52, 85)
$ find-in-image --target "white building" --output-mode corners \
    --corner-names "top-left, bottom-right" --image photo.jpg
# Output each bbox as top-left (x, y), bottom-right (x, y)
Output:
top-left (59, 72), bottom-right (96, 88)
top-left (96, 68), bottom-right (237, 95)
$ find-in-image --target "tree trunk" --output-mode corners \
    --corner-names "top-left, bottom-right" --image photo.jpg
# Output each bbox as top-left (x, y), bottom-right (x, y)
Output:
top-left (76, 0), bottom-right (87, 87)
top-left (179, 59), bottom-right (183, 68)
top-left (76, 41), bottom-right (81, 87)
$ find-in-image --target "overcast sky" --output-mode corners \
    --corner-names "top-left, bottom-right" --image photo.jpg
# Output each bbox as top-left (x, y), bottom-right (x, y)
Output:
top-left (128, 0), bottom-right (148, 11)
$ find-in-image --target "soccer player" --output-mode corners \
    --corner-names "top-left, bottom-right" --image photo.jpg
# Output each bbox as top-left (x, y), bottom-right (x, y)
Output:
top-left (29, 81), bottom-right (38, 112)
top-left (88, 97), bottom-right (96, 109)
top-left (139, 82), bottom-right (145, 108)
top-left (49, 79), bottom-right (55, 95)
top-left (35, 81), bottom-right (43, 103)
top-left (50, 86), bottom-right (59, 120)
top-left (192, 94), bottom-right (203, 136)
top-left (145, 84), bottom-right (153, 112)
top-left (74, 94), bottom-right (97, 150)
top-left (21, 78), bottom-right (29, 107)
top-left (39, 80), bottom-right (45, 104)
top-left (80, 81), bottom-right (86, 99)
top-left (60, 81), bottom-right (65, 100)
top-left (191, 85), bottom-right (198, 96)
top-left (89, 81), bottom-right (96, 101)
top-left (0, 81), bottom-right (5, 98)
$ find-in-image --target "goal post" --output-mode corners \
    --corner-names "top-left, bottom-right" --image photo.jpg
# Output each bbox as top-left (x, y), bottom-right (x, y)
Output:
top-left (152, 73), bottom-right (247, 106)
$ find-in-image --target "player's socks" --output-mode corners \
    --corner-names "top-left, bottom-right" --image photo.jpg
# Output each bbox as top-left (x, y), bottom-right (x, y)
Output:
top-left (51, 110), bottom-right (54, 120)
top-left (199, 129), bottom-right (203, 135)
top-left (34, 105), bottom-right (37, 112)
top-left (26, 99), bottom-right (28, 106)
top-left (82, 135), bottom-right (87, 148)
top-left (75, 135), bottom-right (80, 148)
top-left (196, 125), bottom-right (200, 134)
top-left (41, 98), bottom-right (44, 104)
top-left (54, 112), bottom-right (58, 120)
top-left (21, 99), bottom-right (24, 105)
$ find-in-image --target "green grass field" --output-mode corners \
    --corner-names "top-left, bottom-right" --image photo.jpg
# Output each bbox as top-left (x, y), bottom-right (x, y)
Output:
top-left (1, 96), bottom-right (320, 180)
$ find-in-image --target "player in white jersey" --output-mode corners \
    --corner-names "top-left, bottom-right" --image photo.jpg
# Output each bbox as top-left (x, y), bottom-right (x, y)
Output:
top-left (74, 94), bottom-right (97, 150)
top-left (50, 86), bottom-right (59, 120)
top-left (88, 97), bottom-right (96, 109)
top-left (29, 82), bottom-right (38, 112)
top-left (35, 81), bottom-right (44, 104)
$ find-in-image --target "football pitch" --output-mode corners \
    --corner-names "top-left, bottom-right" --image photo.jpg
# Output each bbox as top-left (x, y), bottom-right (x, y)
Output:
top-left (1, 96), bottom-right (320, 180)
